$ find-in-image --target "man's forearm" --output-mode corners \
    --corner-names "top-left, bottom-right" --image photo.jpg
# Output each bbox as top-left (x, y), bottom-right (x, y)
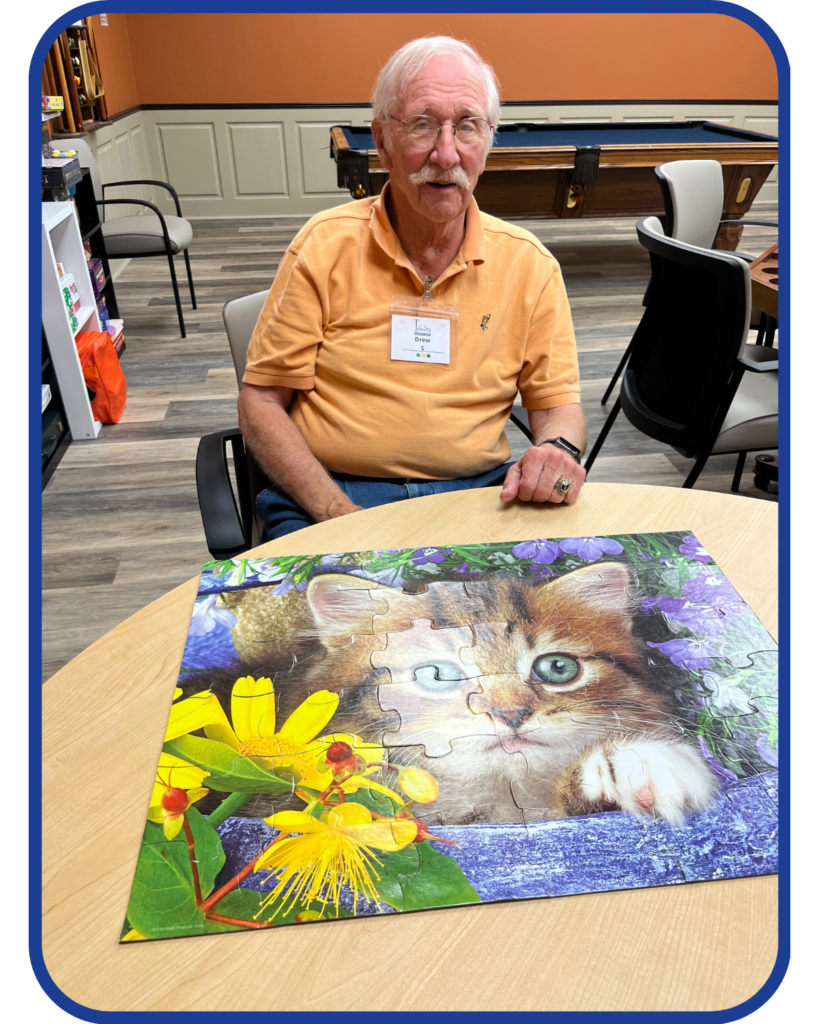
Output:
top-left (237, 385), bottom-right (359, 522)
top-left (528, 404), bottom-right (587, 454)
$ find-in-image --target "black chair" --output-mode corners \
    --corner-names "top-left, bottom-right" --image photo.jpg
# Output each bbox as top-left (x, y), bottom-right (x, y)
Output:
top-left (584, 216), bottom-right (778, 493)
top-left (73, 138), bottom-right (197, 338)
top-left (601, 159), bottom-right (778, 405)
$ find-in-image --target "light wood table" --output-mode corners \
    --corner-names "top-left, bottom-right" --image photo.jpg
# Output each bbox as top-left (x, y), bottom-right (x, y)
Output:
top-left (41, 483), bottom-right (779, 1013)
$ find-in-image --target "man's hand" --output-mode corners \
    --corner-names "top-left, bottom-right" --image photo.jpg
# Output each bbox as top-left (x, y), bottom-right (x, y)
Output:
top-left (500, 443), bottom-right (586, 505)
top-left (316, 495), bottom-right (364, 522)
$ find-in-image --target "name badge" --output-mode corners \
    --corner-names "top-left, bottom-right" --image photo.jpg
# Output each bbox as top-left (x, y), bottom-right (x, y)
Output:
top-left (391, 314), bottom-right (451, 364)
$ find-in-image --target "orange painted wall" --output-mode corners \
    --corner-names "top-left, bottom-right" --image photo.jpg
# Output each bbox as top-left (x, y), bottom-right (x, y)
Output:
top-left (95, 12), bottom-right (777, 116)
top-left (88, 13), bottom-right (139, 115)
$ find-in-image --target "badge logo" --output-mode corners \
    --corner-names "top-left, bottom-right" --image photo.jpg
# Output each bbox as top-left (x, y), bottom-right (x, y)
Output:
top-left (480, 314), bottom-right (491, 332)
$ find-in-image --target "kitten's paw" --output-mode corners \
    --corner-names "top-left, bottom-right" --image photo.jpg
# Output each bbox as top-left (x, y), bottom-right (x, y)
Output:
top-left (561, 738), bottom-right (719, 827)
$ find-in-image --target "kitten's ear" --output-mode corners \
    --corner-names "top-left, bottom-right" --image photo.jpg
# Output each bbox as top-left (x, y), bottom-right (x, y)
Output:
top-left (305, 574), bottom-right (388, 639)
top-left (544, 562), bottom-right (635, 619)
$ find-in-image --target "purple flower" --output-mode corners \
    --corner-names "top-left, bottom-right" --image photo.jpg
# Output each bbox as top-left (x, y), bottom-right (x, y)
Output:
top-left (638, 551), bottom-right (652, 560)
top-left (660, 557), bottom-right (670, 564)
top-left (756, 735), bottom-right (778, 768)
top-left (189, 594), bottom-right (238, 636)
top-left (411, 547), bottom-right (447, 566)
top-left (647, 637), bottom-right (716, 670)
top-left (270, 577), bottom-right (295, 596)
top-left (512, 539), bottom-right (561, 565)
top-left (642, 595), bottom-right (686, 616)
top-left (683, 574), bottom-right (744, 615)
top-left (697, 737), bottom-right (739, 783)
top-left (558, 536), bottom-right (624, 561)
top-left (643, 596), bottom-right (726, 637)
top-left (679, 535), bottom-right (712, 562)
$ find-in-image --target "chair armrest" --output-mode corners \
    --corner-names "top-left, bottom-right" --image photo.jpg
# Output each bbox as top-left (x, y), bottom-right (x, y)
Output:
top-left (97, 197), bottom-right (174, 249)
top-left (103, 179), bottom-right (183, 218)
top-left (196, 429), bottom-right (252, 559)
top-left (718, 219), bottom-right (778, 229)
top-left (508, 408), bottom-right (534, 443)
top-left (738, 345), bottom-right (778, 373)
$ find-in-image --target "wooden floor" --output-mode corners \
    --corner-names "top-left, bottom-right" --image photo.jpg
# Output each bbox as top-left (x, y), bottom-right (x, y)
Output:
top-left (41, 212), bottom-right (778, 680)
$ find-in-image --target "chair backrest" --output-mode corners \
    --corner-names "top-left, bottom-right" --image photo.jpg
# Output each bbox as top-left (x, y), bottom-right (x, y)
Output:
top-left (622, 217), bottom-right (751, 455)
top-left (222, 291), bottom-right (268, 385)
top-left (655, 159), bottom-right (725, 249)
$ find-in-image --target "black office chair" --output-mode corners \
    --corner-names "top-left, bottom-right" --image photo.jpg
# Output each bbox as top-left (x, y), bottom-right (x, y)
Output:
top-left (600, 159), bottom-right (778, 405)
top-left (196, 292), bottom-right (536, 560)
top-left (584, 216), bottom-right (777, 493)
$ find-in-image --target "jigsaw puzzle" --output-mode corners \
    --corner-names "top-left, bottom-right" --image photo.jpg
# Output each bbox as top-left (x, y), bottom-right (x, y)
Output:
top-left (122, 531), bottom-right (778, 941)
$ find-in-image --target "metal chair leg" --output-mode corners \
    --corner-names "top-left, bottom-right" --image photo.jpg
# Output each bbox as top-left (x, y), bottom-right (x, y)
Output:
top-left (755, 313), bottom-right (768, 345)
top-left (731, 452), bottom-right (747, 493)
top-left (763, 316), bottom-right (777, 347)
top-left (167, 252), bottom-right (186, 337)
top-left (183, 248), bottom-right (197, 309)
top-left (682, 452), bottom-right (710, 489)
top-left (584, 397), bottom-right (621, 475)
top-left (601, 341), bottom-right (633, 406)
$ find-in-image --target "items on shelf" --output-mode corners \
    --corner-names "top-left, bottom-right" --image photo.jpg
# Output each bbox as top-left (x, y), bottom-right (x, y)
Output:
top-left (89, 257), bottom-right (105, 295)
top-left (42, 383), bottom-right (52, 414)
top-left (42, 408), bottom-right (68, 468)
top-left (41, 96), bottom-right (64, 111)
top-left (107, 318), bottom-right (125, 354)
top-left (42, 156), bottom-right (82, 193)
top-left (96, 293), bottom-right (109, 329)
top-left (60, 273), bottom-right (81, 316)
top-left (41, 19), bottom-right (109, 135)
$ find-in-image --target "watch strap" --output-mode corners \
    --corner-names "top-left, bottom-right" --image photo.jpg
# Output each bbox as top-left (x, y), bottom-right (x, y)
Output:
top-left (538, 436), bottom-right (581, 464)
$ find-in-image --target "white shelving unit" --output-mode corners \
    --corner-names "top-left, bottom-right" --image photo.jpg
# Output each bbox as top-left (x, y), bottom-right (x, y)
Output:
top-left (41, 202), bottom-right (102, 440)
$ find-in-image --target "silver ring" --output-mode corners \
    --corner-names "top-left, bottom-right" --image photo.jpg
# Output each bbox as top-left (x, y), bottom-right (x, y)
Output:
top-left (554, 477), bottom-right (571, 497)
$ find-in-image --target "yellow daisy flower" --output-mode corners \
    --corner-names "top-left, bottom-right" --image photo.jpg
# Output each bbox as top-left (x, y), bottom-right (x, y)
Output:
top-left (165, 688), bottom-right (226, 743)
top-left (147, 752), bottom-right (210, 840)
top-left (255, 804), bottom-right (417, 917)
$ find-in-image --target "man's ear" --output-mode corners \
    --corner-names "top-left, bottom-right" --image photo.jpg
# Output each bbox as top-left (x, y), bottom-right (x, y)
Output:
top-left (305, 574), bottom-right (387, 640)
top-left (371, 118), bottom-right (394, 171)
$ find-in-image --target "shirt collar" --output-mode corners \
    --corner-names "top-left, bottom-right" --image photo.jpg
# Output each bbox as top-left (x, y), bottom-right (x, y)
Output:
top-left (369, 182), bottom-right (486, 268)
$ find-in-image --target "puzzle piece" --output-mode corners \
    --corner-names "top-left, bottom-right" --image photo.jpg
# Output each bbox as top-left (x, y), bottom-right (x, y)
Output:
top-left (371, 618), bottom-right (478, 685)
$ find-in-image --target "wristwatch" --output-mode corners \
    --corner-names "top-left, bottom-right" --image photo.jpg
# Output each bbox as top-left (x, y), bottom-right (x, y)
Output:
top-left (538, 436), bottom-right (582, 464)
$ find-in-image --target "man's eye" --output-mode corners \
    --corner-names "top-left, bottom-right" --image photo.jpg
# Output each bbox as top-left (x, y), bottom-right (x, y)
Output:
top-left (456, 122), bottom-right (478, 135)
top-left (410, 118), bottom-right (434, 133)
top-left (413, 664), bottom-right (464, 691)
top-left (531, 654), bottom-right (580, 685)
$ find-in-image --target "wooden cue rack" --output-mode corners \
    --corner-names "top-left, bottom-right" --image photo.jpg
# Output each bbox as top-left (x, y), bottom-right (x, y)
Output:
top-left (41, 19), bottom-right (110, 136)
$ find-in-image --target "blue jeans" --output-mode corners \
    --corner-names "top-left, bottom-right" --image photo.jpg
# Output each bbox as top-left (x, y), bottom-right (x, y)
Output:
top-left (257, 462), bottom-right (514, 542)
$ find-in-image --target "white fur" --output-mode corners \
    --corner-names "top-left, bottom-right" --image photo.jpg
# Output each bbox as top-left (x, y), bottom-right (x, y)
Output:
top-left (572, 738), bottom-right (719, 828)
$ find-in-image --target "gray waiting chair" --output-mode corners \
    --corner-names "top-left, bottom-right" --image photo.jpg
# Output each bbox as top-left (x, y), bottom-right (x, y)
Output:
top-left (601, 158), bottom-right (778, 404)
top-left (72, 138), bottom-right (197, 337)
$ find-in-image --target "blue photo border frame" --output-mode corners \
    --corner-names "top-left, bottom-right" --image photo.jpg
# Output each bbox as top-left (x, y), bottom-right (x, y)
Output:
top-left (28, 3), bottom-right (790, 1020)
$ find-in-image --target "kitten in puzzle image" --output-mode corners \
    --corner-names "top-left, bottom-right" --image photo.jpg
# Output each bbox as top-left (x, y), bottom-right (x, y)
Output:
top-left (221, 563), bottom-right (718, 827)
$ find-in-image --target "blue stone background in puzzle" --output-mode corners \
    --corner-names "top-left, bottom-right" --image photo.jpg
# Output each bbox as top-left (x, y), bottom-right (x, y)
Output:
top-left (216, 773), bottom-right (777, 906)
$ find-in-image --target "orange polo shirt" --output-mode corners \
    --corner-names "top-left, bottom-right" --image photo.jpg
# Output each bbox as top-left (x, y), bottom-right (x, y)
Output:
top-left (243, 185), bottom-right (580, 479)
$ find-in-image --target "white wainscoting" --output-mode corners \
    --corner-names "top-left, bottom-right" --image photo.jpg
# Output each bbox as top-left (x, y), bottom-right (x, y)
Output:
top-left (95, 103), bottom-right (779, 222)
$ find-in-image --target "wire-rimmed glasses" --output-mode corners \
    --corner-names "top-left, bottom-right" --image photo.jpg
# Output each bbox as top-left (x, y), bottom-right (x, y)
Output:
top-left (389, 114), bottom-right (494, 147)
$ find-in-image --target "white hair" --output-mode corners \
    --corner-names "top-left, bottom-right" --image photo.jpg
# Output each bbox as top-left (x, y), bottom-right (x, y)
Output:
top-left (372, 37), bottom-right (500, 156)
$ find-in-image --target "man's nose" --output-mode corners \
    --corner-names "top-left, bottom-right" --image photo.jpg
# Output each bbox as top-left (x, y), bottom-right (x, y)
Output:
top-left (430, 124), bottom-right (460, 168)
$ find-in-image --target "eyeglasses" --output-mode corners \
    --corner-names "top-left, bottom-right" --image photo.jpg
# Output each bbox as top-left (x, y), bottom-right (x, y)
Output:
top-left (389, 114), bottom-right (494, 146)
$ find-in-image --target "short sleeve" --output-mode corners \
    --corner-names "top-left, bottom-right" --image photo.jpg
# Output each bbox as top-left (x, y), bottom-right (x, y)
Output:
top-left (242, 244), bottom-right (325, 389)
top-left (517, 259), bottom-right (581, 410)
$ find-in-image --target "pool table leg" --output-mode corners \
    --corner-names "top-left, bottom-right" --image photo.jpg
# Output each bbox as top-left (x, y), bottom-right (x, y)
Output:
top-left (714, 221), bottom-right (745, 251)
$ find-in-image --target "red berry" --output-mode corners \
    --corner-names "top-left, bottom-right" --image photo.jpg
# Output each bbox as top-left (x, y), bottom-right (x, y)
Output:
top-left (161, 787), bottom-right (189, 813)
top-left (325, 741), bottom-right (354, 764)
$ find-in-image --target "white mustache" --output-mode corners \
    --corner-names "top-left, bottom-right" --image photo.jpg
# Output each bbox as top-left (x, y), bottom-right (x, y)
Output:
top-left (409, 164), bottom-right (471, 189)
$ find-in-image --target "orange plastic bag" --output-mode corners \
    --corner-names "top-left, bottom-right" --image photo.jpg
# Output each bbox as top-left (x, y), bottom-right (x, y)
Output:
top-left (75, 330), bottom-right (127, 423)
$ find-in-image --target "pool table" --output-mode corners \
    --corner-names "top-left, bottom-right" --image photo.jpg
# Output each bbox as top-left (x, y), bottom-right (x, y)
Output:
top-left (330, 120), bottom-right (777, 249)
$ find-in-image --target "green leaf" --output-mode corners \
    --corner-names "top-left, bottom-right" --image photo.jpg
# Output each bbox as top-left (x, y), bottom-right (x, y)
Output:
top-left (164, 735), bottom-right (297, 794)
top-left (124, 807), bottom-right (225, 940)
top-left (399, 841), bottom-right (481, 910)
top-left (202, 888), bottom-right (269, 932)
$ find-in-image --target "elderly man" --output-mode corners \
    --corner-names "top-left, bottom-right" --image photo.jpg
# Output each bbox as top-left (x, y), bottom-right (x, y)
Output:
top-left (239, 36), bottom-right (585, 541)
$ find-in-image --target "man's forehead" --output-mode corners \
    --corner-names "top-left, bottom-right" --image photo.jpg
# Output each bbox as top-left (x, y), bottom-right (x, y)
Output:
top-left (396, 56), bottom-right (487, 115)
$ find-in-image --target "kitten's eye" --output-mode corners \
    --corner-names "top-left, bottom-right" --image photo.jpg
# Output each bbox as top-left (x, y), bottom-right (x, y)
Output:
top-left (413, 664), bottom-right (464, 692)
top-left (531, 654), bottom-right (580, 685)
